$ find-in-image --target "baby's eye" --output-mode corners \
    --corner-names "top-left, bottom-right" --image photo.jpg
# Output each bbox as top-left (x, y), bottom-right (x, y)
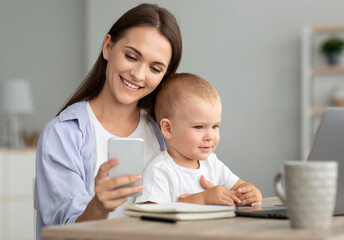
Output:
top-left (150, 66), bottom-right (161, 73)
top-left (125, 54), bottom-right (137, 61)
top-left (194, 126), bottom-right (202, 129)
top-left (212, 125), bottom-right (220, 129)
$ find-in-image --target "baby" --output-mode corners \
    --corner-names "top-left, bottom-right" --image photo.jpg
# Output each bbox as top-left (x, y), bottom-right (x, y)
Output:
top-left (136, 73), bottom-right (262, 206)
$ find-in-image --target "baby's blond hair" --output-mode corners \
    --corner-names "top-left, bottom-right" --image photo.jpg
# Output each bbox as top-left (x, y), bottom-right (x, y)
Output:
top-left (155, 73), bottom-right (220, 124)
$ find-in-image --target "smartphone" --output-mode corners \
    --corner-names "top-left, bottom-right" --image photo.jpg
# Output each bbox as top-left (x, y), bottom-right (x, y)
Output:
top-left (108, 137), bottom-right (144, 197)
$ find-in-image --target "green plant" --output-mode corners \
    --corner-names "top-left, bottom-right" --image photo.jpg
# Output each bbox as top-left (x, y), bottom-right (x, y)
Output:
top-left (321, 37), bottom-right (344, 55)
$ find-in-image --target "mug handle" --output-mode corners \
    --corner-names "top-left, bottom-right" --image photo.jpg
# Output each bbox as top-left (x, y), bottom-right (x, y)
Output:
top-left (274, 172), bottom-right (286, 204)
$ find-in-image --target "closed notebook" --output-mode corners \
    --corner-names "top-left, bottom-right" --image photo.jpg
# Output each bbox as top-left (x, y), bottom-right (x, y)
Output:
top-left (124, 202), bottom-right (236, 221)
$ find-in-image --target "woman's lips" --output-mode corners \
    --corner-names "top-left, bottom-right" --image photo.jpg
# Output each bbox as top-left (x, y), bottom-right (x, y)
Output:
top-left (120, 76), bottom-right (141, 90)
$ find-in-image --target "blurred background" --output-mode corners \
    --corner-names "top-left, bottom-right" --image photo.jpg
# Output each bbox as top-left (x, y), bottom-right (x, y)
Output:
top-left (1, 1), bottom-right (344, 238)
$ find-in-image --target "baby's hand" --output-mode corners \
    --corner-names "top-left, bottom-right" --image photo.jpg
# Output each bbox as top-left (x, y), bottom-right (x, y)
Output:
top-left (203, 185), bottom-right (241, 205)
top-left (235, 183), bottom-right (262, 206)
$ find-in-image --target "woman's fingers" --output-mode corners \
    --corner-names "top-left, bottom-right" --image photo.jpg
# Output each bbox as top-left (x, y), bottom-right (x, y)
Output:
top-left (95, 160), bottom-right (142, 191)
top-left (98, 185), bottom-right (143, 205)
top-left (92, 160), bottom-right (144, 213)
top-left (109, 174), bottom-right (142, 189)
top-left (111, 184), bottom-right (143, 198)
top-left (95, 181), bottom-right (143, 212)
top-left (96, 158), bottom-right (119, 179)
top-left (96, 174), bottom-right (142, 192)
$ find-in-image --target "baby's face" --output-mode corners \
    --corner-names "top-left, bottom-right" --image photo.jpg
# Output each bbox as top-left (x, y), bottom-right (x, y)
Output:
top-left (168, 96), bottom-right (221, 165)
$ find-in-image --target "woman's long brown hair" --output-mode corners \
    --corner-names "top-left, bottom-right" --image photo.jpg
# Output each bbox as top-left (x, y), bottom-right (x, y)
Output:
top-left (57, 3), bottom-right (182, 119)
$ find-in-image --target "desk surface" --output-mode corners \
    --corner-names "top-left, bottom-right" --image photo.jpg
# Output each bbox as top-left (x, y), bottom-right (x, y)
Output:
top-left (42, 197), bottom-right (344, 240)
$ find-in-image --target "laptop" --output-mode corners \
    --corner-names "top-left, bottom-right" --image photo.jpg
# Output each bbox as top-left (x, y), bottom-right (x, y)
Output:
top-left (235, 107), bottom-right (344, 218)
top-left (235, 204), bottom-right (288, 219)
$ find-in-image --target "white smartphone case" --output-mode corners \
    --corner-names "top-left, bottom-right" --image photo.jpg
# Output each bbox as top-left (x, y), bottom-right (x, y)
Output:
top-left (108, 137), bottom-right (143, 197)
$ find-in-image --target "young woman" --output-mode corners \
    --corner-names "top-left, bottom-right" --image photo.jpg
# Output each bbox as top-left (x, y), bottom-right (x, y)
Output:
top-left (34, 3), bottom-right (182, 238)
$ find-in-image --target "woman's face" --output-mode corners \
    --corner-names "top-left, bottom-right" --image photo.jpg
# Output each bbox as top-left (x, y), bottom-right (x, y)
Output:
top-left (102, 26), bottom-right (172, 106)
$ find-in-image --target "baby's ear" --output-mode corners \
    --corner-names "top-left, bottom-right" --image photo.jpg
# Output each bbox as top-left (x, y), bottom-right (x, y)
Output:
top-left (160, 118), bottom-right (172, 140)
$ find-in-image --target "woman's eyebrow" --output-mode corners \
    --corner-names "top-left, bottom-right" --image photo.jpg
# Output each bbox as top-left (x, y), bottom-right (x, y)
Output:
top-left (124, 46), bottom-right (167, 68)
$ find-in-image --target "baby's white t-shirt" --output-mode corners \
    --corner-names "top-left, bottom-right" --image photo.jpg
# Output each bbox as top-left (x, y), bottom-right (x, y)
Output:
top-left (135, 150), bottom-right (239, 204)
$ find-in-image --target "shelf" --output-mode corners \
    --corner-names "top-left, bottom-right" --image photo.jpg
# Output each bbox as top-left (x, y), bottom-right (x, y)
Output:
top-left (311, 107), bottom-right (344, 117)
top-left (0, 147), bottom-right (36, 153)
top-left (311, 25), bottom-right (344, 34)
top-left (301, 24), bottom-right (344, 160)
top-left (310, 107), bottom-right (326, 117)
top-left (311, 66), bottom-right (344, 75)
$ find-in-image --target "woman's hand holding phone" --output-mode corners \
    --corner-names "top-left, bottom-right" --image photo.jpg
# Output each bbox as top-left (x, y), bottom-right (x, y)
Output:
top-left (77, 159), bottom-right (142, 222)
top-left (94, 158), bottom-right (143, 211)
top-left (77, 137), bottom-right (144, 222)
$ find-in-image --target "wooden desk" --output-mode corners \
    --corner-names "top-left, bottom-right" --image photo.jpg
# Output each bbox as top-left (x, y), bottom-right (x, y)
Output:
top-left (42, 197), bottom-right (344, 240)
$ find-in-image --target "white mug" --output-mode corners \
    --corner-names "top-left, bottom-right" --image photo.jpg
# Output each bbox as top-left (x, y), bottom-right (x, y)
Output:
top-left (274, 161), bottom-right (338, 228)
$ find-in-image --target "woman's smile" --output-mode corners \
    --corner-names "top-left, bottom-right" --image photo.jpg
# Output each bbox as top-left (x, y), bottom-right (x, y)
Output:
top-left (120, 76), bottom-right (142, 91)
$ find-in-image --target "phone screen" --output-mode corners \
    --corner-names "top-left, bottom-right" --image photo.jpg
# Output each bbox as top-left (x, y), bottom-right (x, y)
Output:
top-left (108, 137), bottom-right (143, 197)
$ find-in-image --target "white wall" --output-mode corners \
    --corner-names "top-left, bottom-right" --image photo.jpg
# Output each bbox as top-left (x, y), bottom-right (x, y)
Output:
top-left (85, 0), bottom-right (344, 197)
top-left (0, 0), bottom-right (85, 133)
top-left (2, 0), bottom-right (344, 197)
